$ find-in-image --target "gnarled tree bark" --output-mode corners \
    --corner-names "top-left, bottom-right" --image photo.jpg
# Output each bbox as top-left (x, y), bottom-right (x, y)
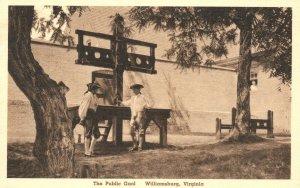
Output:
top-left (8, 6), bottom-right (74, 177)
top-left (224, 11), bottom-right (256, 141)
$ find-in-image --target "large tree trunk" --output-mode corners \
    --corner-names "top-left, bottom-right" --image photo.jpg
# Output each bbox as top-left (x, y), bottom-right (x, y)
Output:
top-left (8, 6), bottom-right (74, 177)
top-left (224, 12), bottom-right (253, 141)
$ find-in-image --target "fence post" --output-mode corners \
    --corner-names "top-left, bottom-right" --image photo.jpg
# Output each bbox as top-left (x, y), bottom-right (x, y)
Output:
top-left (252, 121), bottom-right (257, 134)
top-left (216, 118), bottom-right (221, 139)
top-left (231, 107), bottom-right (236, 130)
top-left (77, 134), bottom-right (82, 144)
top-left (267, 110), bottom-right (275, 138)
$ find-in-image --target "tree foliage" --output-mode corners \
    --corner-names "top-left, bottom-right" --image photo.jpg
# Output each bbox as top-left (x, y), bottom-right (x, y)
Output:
top-left (253, 8), bottom-right (291, 85)
top-left (32, 6), bottom-right (88, 46)
top-left (129, 7), bottom-right (291, 84)
top-left (109, 13), bottom-right (133, 38)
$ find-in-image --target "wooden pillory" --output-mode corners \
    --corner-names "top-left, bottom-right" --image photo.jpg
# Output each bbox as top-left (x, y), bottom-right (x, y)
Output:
top-left (75, 30), bottom-right (157, 74)
top-left (68, 15), bottom-right (171, 147)
top-left (216, 107), bottom-right (274, 139)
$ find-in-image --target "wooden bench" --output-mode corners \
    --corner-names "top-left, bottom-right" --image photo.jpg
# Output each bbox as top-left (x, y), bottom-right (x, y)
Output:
top-left (250, 110), bottom-right (274, 138)
top-left (215, 108), bottom-right (236, 139)
top-left (216, 107), bottom-right (274, 139)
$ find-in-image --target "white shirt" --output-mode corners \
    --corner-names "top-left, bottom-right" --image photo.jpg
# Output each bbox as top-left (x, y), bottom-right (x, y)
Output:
top-left (122, 93), bottom-right (150, 117)
top-left (78, 91), bottom-right (98, 120)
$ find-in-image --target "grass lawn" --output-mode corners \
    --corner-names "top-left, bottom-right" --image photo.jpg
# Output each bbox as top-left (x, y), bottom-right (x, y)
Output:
top-left (7, 140), bottom-right (290, 179)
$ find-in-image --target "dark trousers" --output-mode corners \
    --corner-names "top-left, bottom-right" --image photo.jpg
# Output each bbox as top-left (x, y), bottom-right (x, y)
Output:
top-left (85, 109), bottom-right (100, 139)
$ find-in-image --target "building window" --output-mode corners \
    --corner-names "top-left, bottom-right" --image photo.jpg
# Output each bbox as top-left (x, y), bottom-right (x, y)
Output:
top-left (250, 72), bottom-right (257, 79)
top-left (250, 72), bottom-right (258, 91)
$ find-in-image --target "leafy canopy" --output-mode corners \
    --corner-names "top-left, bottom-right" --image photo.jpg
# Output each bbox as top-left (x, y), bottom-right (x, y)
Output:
top-left (129, 7), bottom-right (291, 85)
top-left (32, 6), bottom-right (88, 46)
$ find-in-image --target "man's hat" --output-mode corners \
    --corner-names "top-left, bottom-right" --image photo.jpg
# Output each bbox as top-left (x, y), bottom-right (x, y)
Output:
top-left (87, 82), bottom-right (103, 92)
top-left (130, 83), bottom-right (144, 89)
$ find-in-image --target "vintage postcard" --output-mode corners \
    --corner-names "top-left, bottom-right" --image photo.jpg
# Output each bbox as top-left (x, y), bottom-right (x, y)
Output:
top-left (1, 0), bottom-right (300, 188)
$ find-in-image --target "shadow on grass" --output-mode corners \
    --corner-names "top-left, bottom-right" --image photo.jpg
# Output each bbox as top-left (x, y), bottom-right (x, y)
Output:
top-left (210, 145), bottom-right (291, 179)
top-left (7, 141), bottom-right (290, 179)
top-left (7, 143), bottom-right (46, 178)
top-left (7, 141), bottom-right (175, 178)
top-left (74, 141), bottom-right (178, 157)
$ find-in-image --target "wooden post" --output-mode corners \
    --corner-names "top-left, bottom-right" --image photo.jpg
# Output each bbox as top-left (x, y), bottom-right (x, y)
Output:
top-left (232, 107), bottom-right (236, 129)
top-left (252, 123), bottom-right (257, 134)
top-left (79, 161), bottom-right (99, 178)
top-left (78, 134), bottom-right (82, 144)
top-left (267, 110), bottom-right (275, 138)
top-left (112, 14), bottom-right (126, 145)
top-left (150, 47), bottom-right (155, 71)
top-left (216, 118), bottom-right (221, 139)
top-left (101, 119), bottom-right (112, 142)
top-left (112, 65), bottom-right (124, 145)
top-left (159, 119), bottom-right (168, 147)
top-left (112, 115), bottom-right (123, 145)
top-left (144, 119), bottom-right (151, 144)
top-left (76, 33), bottom-right (84, 64)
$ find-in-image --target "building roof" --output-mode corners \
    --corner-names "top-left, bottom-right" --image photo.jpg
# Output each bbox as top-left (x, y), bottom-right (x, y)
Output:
top-left (214, 51), bottom-right (266, 70)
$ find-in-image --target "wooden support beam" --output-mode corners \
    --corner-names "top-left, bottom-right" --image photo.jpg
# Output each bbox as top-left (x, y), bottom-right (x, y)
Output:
top-left (232, 107), bottom-right (236, 128)
top-left (267, 110), bottom-right (274, 138)
top-left (159, 119), bottom-right (168, 147)
top-left (216, 118), bottom-right (221, 139)
top-left (150, 47), bottom-right (156, 71)
top-left (112, 116), bottom-right (123, 145)
top-left (111, 15), bottom-right (126, 145)
top-left (125, 38), bottom-right (157, 48)
top-left (76, 33), bottom-right (84, 64)
top-left (75, 29), bottom-right (114, 40)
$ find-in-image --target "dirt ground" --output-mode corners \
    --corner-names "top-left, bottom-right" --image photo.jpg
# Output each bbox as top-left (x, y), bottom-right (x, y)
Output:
top-left (7, 140), bottom-right (290, 179)
top-left (7, 100), bottom-right (291, 178)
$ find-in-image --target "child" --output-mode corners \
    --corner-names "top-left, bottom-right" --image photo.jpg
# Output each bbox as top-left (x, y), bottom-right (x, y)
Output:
top-left (119, 83), bottom-right (151, 151)
top-left (78, 82), bottom-right (103, 157)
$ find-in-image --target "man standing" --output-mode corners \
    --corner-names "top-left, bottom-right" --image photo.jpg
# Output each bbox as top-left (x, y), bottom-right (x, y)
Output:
top-left (119, 84), bottom-right (151, 151)
top-left (78, 82), bottom-right (103, 156)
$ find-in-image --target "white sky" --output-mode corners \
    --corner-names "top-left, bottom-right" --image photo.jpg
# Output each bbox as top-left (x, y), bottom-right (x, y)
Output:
top-left (31, 6), bottom-right (69, 40)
